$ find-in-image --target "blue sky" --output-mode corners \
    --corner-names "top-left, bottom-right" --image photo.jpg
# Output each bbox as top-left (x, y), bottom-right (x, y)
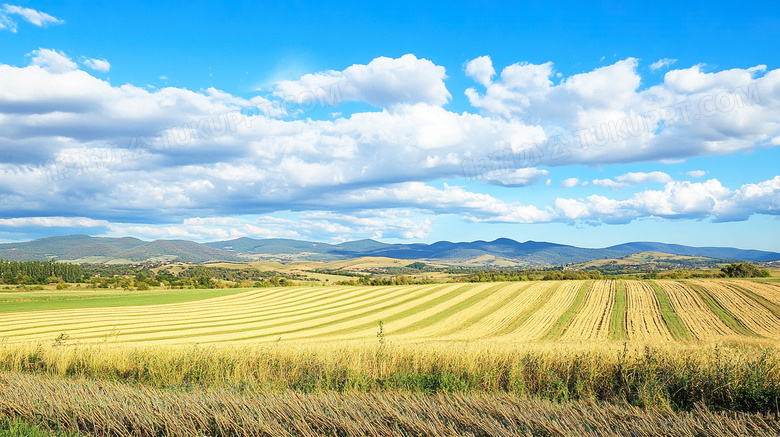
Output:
top-left (0, 1), bottom-right (779, 251)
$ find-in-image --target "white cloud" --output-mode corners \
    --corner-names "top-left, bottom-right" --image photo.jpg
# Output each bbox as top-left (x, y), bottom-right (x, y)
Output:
top-left (0, 217), bottom-right (108, 227)
top-left (617, 171), bottom-right (673, 185)
top-left (650, 58), bottom-right (677, 71)
top-left (560, 177), bottom-right (579, 187)
top-left (273, 54), bottom-right (451, 109)
top-left (28, 48), bottom-right (76, 73)
top-left (0, 4), bottom-right (63, 32)
top-left (592, 172), bottom-right (672, 189)
top-left (83, 58), bottom-right (110, 73)
top-left (103, 210), bottom-right (432, 242)
top-left (592, 179), bottom-right (624, 189)
top-left (551, 177), bottom-right (780, 224)
top-left (465, 55), bottom-right (495, 87)
top-left (0, 53), bottom-right (778, 239)
top-left (687, 170), bottom-right (707, 178)
top-left (465, 58), bottom-right (779, 166)
top-left (484, 168), bottom-right (549, 187)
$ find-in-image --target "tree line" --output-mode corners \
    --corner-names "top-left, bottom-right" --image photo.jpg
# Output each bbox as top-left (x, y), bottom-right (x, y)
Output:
top-left (0, 260), bottom-right (83, 284)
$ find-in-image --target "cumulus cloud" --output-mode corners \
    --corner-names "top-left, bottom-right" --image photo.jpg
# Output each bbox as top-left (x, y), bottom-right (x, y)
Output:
top-left (83, 58), bottom-right (110, 73)
top-left (552, 177), bottom-right (780, 224)
top-left (0, 52), bottom-right (778, 242)
top-left (687, 170), bottom-right (707, 178)
top-left (0, 217), bottom-right (108, 227)
top-left (592, 172), bottom-right (673, 189)
top-left (560, 177), bottom-right (579, 187)
top-left (0, 4), bottom-right (63, 32)
top-left (99, 210), bottom-right (432, 242)
top-left (464, 57), bottom-right (778, 166)
top-left (347, 177), bottom-right (780, 225)
top-left (28, 48), bottom-right (76, 73)
top-left (484, 168), bottom-right (549, 187)
top-left (465, 55), bottom-right (495, 87)
top-left (273, 54), bottom-right (451, 109)
top-left (650, 58), bottom-right (677, 71)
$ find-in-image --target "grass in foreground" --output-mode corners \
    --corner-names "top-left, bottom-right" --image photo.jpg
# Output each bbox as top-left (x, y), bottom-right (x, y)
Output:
top-left (1, 372), bottom-right (778, 437)
top-left (0, 418), bottom-right (79, 437)
top-left (2, 342), bottom-right (780, 413)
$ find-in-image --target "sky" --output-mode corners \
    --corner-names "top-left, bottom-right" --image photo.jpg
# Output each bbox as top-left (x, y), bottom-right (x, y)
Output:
top-left (0, 1), bottom-right (779, 251)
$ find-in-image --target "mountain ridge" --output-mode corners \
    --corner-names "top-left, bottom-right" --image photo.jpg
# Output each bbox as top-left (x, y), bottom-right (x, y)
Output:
top-left (0, 235), bottom-right (777, 264)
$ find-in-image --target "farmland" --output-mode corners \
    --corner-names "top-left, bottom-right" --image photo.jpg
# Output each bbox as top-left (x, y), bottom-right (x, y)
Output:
top-left (3, 278), bottom-right (780, 436)
top-left (3, 279), bottom-right (780, 345)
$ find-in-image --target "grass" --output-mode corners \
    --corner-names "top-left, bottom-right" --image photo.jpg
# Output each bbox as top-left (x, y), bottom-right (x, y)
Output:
top-left (649, 281), bottom-right (691, 340)
top-left (540, 280), bottom-right (591, 340)
top-left (610, 280), bottom-right (627, 340)
top-left (2, 342), bottom-right (780, 413)
top-left (3, 372), bottom-right (779, 437)
top-left (687, 282), bottom-right (758, 338)
top-left (0, 288), bottom-right (250, 314)
top-left (0, 418), bottom-right (79, 437)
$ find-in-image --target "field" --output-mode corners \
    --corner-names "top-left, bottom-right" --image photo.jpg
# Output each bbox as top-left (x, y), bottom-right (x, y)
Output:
top-left (3, 278), bottom-right (780, 436)
top-left (3, 279), bottom-right (780, 345)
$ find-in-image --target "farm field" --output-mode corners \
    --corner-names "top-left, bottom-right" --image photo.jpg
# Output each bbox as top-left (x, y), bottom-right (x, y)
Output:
top-left (2, 279), bottom-right (780, 345)
top-left (3, 278), bottom-right (780, 436)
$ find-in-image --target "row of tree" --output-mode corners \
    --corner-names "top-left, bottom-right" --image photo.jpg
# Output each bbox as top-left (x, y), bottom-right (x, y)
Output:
top-left (0, 260), bottom-right (82, 284)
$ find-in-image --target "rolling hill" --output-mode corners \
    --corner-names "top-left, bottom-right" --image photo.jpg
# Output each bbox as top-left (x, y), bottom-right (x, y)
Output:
top-left (0, 235), bottom-right (778, 265)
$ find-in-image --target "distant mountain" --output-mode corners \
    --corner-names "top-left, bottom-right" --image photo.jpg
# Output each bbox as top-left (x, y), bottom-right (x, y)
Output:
top-left (208, 237), bottom-right (780, 264)
top-left (0, 235), bottom-right (241, 263)
top-left (0, 235), bottom-right (145, 261)
top-left (605, 242), bottom-right (780, 262)
top-left (1, 235), bottom-right (778, 265)
top-left (114, 240), bottom-right (244, 263)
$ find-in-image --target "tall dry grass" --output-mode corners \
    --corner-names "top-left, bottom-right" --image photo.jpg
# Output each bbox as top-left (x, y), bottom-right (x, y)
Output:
top-left (1, 341), bottom-right (779, 413)
top-left (2, 371), bottom-right (779, 437)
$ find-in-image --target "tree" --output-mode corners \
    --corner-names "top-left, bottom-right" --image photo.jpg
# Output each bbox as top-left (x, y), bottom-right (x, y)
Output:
top-left (118, 277), bottom-right (134, 290)
top-left (721, 262), bottom-right (770, 278)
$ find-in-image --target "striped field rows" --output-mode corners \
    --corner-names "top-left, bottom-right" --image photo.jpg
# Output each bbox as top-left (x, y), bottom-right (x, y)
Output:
top-left (2, 280), bottom-right (780, 345)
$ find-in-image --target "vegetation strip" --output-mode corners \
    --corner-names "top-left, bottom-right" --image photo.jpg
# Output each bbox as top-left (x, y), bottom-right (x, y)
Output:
top-left (648, 281), bottom-right (691, 340)
top-left (305, 283), bottom-right (482, 338)
top-left (0, 286), bottom-right (383, 338)
top-left (3, 371), bottom-right (780, 437)
top-left (723, 282), bottom-right (780, 320)
top-left (0, 286), bottom-right (364, 334)
top-left (0, 288), bottom-right (253, 314)
top-left (686, 282), bottom-right (758, 338)
top-left (416, 282), bottom-right (535, 337)
top-left (540, 281), bottom-right (591, 340)
top-left (610, 280), bottom-right (627, 340)
top-left (391, 283), bottom-right (509, 335)
top-left (196, 284), bottom-right (470, 342)
top-left (495, 282), bottom-right (561, 336)
top-left (133, 284), bottom-right (456, 342)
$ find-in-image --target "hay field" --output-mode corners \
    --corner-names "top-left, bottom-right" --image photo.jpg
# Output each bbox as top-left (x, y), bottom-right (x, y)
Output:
top-left (3, 279), bottom-right (780, 345)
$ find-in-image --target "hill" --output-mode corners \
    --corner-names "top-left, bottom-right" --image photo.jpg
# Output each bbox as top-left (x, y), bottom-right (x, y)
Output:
top-left (1, 235), bottom-right (778, 265)
top-left (0, 235), bottom-right (242, 263)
